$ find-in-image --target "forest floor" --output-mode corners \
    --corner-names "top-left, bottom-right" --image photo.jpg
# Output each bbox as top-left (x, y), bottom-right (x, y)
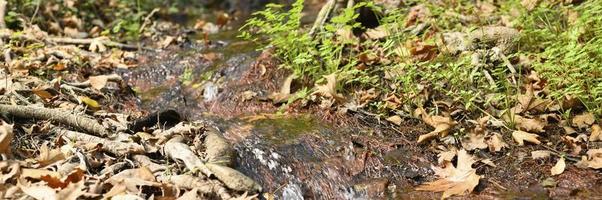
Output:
top-left (1, 0), bottom-right (602, 199)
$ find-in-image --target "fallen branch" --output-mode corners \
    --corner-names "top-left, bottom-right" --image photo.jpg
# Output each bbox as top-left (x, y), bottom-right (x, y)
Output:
top-left (163, 136), bottom-right (213, 177)
top-left (309, 0), bottom-right (336, 37)
top-left (56, 128), bottom-right (145, 156)
top-left (0, 104), bottom-right (109, 136)
top-left (156, 175), bottom-right (232, 200)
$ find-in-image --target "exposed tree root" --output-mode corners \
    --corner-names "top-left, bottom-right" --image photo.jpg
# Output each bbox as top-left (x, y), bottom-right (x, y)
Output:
top-left (56, 128), bottom-right (144, 156)
top-left (0, 104), bottom-right (109, 136)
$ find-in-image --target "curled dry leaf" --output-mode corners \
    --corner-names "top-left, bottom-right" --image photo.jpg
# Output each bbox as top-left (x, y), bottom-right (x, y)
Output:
top-left (551, 157), bottom-right (566, 176)
top-left (512, 130), bottom-right (541, 146)
top-left (573, 112), bottom-right (595, 129)
top-left (206, 163), bottom-right (262, 192)
top-left (312, 73), bottom-right (344, 102)
top-left (576, 149), bottom-right (602, 169)
top-left (268, 74), bottom-right (295, 104)
top-left (0, 121), bottom-right (14, 156)
top-left (415, 108), bottom-right (458, 143)
top-left (590, 124), bottom-right (602, 142)
top-left (437, 149), bottom-right (457, 164)
top-left (416, 149), bottom-right (481, 199)
top-left (35, 143), bottom-right (66, 167)
top-left (531, 150), bottom-right (552, 160)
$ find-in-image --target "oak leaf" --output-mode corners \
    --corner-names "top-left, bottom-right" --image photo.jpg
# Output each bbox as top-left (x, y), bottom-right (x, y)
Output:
top-left (416, 149), bottom-right (481, 199)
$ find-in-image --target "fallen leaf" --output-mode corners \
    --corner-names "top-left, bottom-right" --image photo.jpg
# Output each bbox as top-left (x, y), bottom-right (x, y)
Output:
top-left (36, 143), bottom-right (65, 167)
top-left (269, 74), bottom-right (295, 103)
top-left (480, 159), bottom-right (496, 167)
top-left (576, 149), bottom-right (602, 169)
top-left (416, 149), bottom-right (481, 199)
top-left (79, 96), bottom-right (100, 109)
top-left (0, 121), bottom-right (14, 155)
top-left (512, 130), bottom-right (541, 146)
top-left (415, 108), bottom-right (458, 143)
top-left (312, 73), bottom-right (344, 102)
top-left (551, 157), bottom-right (565, 176)
top-left (365, 26), bottom-right (389, 40)
top-left (386, 115), bottom-right (402, 126)
top-left (590, 125), bottom-right (602, 142)
top-left (531, 150), bottom-right (552, 160)
top-left (88, 75), bottom-right (111, 90)
top-left (513, 115), bottom-right (546, 133)
top-left (573, 113), bottom-right (595, 129)
top-left (437, 149), bottom-right (457, 164)
top-left (521, 0), bottom-right (540, 11)
top-left (485, 132), bottom-right (508, 152)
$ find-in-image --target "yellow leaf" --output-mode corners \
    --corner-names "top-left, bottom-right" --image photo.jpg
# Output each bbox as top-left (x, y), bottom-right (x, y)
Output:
top-left (512, 130), bottom-right (541, 146)
top-left (79, 96), bottom-right (100, 109)
top-left (416, 149), bottom-right (481, 199)
top-left (551, 157), bottom-right (565, 176)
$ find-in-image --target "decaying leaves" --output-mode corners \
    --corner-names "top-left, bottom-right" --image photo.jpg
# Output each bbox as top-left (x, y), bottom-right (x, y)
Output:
top-left (416, 149), bottom-right (481, 199)
top-left (512, 130), bottom-right (541, 146)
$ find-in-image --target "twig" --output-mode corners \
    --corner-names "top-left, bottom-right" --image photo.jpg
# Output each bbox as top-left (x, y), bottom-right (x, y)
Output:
top-left (483, 69), bottom-right (497, 88)
top-left (0, 104), bottom-right (109, 136)
top-left (309, 0), bottom-right (336, 37)
top-left (539, 144), bottom-right (580, 162)
top-left (139, 8), bottom-right (159, 34)
top-left (0, 0), bottom-right (6, 29)
top-left (56, 128), bottom-right (145, 156)
top-left (47, 37), bottom-right (154, 51)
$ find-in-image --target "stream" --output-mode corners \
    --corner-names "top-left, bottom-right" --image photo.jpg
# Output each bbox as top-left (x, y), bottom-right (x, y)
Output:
top-left (115, 9), bottom-right (437, 199)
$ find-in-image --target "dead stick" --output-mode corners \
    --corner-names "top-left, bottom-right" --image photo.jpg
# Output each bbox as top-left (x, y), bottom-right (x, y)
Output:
top-left (0, 104), bottom-right (109, 136)
top-left (0, 0), bottom-right (6, 29)
top-left (56, 128), bottom-right (144, 156)
top-left (309, 0), bottom-right (336, 37)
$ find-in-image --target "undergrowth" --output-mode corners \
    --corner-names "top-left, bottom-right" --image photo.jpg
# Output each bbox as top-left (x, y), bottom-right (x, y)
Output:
top-left (241, 0), bottom-right (602, 116)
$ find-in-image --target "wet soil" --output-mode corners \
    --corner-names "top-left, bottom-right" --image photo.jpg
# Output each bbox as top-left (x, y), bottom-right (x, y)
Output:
top-left (118, 10), bottom-right (602, 200)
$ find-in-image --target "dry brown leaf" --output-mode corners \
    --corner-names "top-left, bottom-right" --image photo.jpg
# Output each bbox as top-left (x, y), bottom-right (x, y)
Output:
top-left (480, 159), bottom-right (496, 167)
top-left (365, 26), bottom-right (389, 40)
top-left (415, 108), bottom-right (458, 143)
top-left (107, 167), bottom-right (160, 196)
top-left (21, 168), bottom-right (62, 180)
top-left (590, 125), bottom-right (602, 142)
top-left (313, 73), bottom-right (344, 102)
top-left (437, 149), bottom-right (457, 164)
top-left (0, 121), bottom-right (14, 156)
top-left (386, 115), bottom-right (402, 126)
top-left (485, 132), bottom-right (508, 152)
top-left (0, 161), bottom-right (20, 184)
top-left (416, 149), bottom-right (481, 199)
top-left (40, 168), bottom-right (84, 189)
top-left (513, 115), bottom-right (546, 133)
top-left (573, 113), bottom-right (595, 129)
top-left (531, 150), bottom-right (552, 160)
top-left (269, 74), bottom-right (295, 104)
top-left (576, 149), bottom-right (602, 169)
top-left (462, 133), bottom-right (487, 151)
top-left (512, 130), bottom-right (541, 146)
top-left (88, 75), bottom-right (109, 90)
top-left (551, 157), bottom-right (566, 176)
top-left (36, 143), bottom-right (65, 167)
